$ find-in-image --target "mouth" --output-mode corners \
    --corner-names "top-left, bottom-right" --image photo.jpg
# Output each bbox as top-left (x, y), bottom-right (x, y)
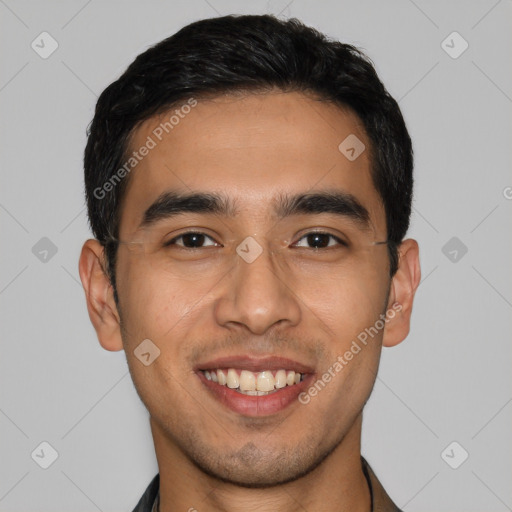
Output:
top-left (196, 356), bottom-right (315, 417)
top-left (201, 368), bottom-right (305, 395)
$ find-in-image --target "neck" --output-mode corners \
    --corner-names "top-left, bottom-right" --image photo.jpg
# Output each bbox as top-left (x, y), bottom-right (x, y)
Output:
top-left (152, 413), bottom-right (371, 512)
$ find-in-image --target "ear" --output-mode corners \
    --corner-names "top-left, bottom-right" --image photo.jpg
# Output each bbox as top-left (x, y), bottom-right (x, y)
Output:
top-left (78, 239), bottom-right (124, 352)
top-left (382, 239), bottom-right (421, 348)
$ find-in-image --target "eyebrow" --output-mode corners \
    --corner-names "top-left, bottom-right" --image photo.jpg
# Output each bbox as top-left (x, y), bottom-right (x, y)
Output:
top-left (139, 190), bottom-right (372, 231)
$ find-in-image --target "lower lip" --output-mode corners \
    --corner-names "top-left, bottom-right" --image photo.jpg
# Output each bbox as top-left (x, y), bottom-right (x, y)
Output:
top-left (197, 372), bottom-right (314, 417)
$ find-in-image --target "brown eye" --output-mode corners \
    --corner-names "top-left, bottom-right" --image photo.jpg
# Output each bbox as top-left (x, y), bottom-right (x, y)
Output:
top-left (293, 232), bottom-right (347, 249)
top-left (165, 232), bottom-right (219, 248)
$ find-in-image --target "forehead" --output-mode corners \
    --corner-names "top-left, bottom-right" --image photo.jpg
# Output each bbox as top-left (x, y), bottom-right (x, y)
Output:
top-left (119, 91), bottom-right (385, 235)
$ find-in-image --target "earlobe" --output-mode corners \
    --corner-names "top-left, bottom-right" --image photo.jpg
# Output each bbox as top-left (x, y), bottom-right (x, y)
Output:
top-left (382, 239), bottom-right (421, 348)
top-left (78, 239), bottom-right (124, 352)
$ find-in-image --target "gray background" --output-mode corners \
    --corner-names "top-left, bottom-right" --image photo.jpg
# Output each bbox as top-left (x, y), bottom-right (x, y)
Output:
top-left (1, 0), bottom-right (511, 510)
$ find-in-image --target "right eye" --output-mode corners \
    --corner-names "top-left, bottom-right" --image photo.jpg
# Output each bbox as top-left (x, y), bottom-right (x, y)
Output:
top-left (164, 231), bottom-right (220, 249)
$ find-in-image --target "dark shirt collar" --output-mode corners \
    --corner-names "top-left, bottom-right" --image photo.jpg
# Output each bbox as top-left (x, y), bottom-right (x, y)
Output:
top-left (131, 456), bottom-right (402, 512)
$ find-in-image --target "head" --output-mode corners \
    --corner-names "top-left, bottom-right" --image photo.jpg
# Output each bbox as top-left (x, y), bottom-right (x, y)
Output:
top-left (80, 14), bottom-right (420, 487)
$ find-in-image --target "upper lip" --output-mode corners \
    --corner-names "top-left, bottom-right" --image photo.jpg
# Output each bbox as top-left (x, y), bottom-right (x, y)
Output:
top-left (195, 355), bottom-right (315, 374)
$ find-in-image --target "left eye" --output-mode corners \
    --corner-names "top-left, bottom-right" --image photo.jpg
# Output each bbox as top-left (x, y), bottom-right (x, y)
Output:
top-left (293, 232), bottom-right (347, 249)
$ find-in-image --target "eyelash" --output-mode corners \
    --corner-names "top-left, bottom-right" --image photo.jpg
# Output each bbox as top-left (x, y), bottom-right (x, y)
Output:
top-left (164, 231), bottom-right (348, 249)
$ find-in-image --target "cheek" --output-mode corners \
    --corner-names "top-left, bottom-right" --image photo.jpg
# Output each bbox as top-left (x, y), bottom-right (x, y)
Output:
top-left (117, 260), bottom-right (241, 371)
top-left (116, 262), bottom-right (208, 413)
top-left (298, 262), bottom-right (389, 343)
top-left (116, 257), bottom-right (211, 345)
top-left (298, 268), bottom-right (387, 419)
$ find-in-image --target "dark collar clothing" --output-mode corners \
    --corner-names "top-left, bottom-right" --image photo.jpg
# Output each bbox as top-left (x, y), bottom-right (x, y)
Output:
top-left (361, 457), bottom-right (403, 512)
top-left (131, 456), bottom-right (402, 512)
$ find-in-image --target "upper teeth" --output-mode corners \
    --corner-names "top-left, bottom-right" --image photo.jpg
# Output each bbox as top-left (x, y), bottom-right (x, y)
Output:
top-left (203, 369), bottom-right (303, 394)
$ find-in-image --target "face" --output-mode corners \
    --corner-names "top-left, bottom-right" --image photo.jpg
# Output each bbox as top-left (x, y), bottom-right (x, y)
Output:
top-left (112, 91), bottom-right (394, 486)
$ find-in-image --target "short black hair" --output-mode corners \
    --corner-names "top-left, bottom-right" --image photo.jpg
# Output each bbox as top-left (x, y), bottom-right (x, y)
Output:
top-left (84, 14), bottom-right (413, 302)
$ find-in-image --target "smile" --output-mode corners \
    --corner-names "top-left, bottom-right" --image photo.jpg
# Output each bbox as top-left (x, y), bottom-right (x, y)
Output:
top-left (196, 356), bottom-right (314, 416)
top-left (201, 368), bottom-right (305, 395)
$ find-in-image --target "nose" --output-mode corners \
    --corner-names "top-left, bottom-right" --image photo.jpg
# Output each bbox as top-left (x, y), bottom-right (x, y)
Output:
top-left (214, 244), bottom-right (302, 335)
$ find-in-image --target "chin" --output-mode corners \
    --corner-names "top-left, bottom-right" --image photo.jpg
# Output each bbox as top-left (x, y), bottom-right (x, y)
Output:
top-left (186, 438), bottom-right (338, 488)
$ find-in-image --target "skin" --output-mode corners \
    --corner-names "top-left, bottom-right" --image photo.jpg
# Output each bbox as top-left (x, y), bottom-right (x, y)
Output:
top-left (79, 90), bottom-right (421, 512)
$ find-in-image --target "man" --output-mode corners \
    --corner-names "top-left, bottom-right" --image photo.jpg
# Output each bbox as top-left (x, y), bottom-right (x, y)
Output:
top-left (79, 14), bottom-right (420, 512)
